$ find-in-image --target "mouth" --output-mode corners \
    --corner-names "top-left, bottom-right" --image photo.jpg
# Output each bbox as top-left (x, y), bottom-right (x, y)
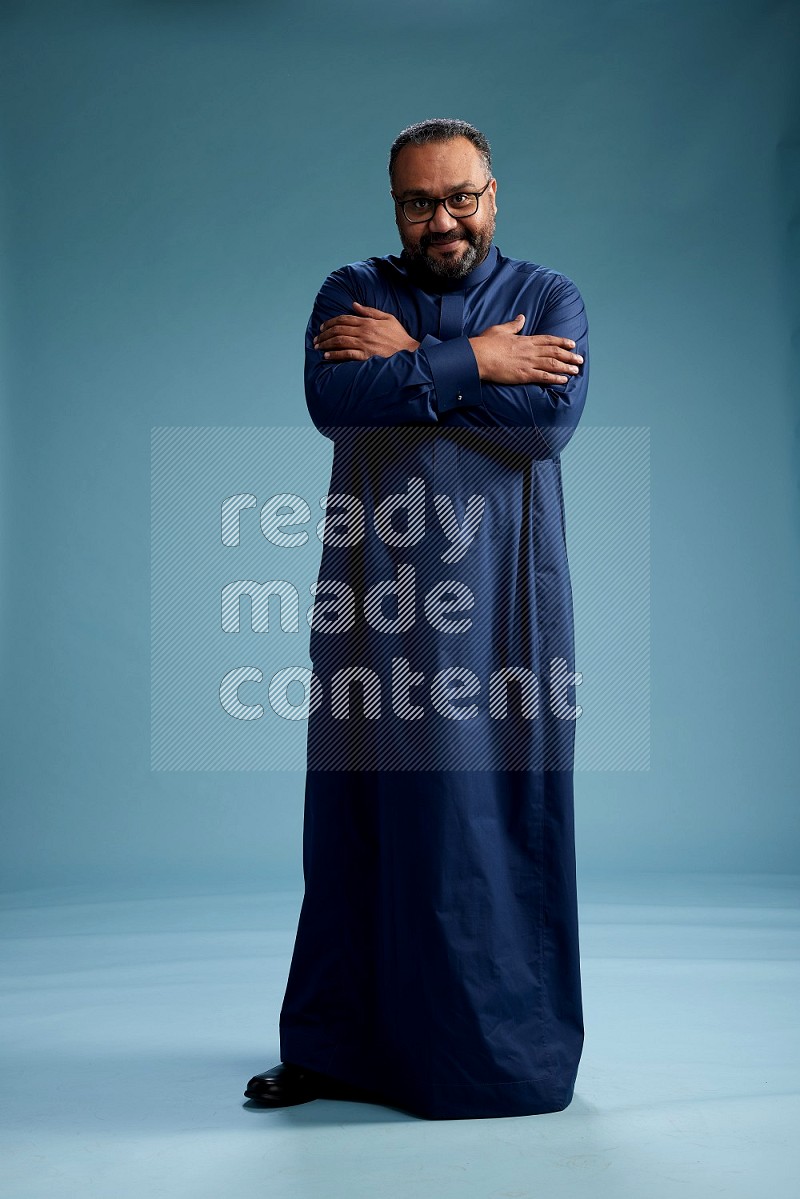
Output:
top-left (428, 238), bottom-right (463, 250)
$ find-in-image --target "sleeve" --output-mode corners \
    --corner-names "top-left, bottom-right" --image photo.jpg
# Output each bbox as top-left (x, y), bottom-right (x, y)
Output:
top-left (303, 266), bottom-right (588, 458)
top-left (436, 273), bottom-right (590, 457)
top-left (304, 267), bottom-right (461, 438)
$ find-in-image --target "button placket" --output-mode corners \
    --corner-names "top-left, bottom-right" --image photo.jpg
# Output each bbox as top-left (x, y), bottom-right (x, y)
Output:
top-left (433, 292), bottom-right (465, 504)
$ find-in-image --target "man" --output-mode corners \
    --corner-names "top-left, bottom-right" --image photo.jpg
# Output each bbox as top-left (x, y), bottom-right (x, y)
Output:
top-left (245, 118), bottom-right (589, 1120)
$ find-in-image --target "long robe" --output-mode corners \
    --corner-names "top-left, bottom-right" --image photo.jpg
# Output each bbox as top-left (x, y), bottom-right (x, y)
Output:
top-left (278, 243), bottom-right (589, 1119)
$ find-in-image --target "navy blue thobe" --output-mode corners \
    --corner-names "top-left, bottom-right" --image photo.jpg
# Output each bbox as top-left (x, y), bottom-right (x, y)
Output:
top-left (278, 242), bottom-right (589, 1119)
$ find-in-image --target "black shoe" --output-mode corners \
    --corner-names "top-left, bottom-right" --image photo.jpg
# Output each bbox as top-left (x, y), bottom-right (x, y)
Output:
top-left (244, 1061), bottom-right (324, 1107)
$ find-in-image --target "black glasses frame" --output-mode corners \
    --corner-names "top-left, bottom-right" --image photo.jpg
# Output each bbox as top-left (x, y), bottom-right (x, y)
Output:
top-left (392, 178), bottom-right (494, 224)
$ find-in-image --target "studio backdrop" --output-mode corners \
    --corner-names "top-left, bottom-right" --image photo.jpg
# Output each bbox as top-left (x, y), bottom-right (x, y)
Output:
top-left (0, 0), bottom-right (797, 892)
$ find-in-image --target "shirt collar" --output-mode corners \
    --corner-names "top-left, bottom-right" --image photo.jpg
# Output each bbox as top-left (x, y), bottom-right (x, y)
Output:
top-left (398, 242), bottom-right (499, 293)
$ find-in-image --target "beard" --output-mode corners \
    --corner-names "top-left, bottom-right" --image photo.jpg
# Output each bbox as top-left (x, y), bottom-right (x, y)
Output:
top-left (397, 210), bottom-right (496, 281)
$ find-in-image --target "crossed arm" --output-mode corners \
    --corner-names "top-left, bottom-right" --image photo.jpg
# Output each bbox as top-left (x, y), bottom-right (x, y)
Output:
top-left (303, 268), bottom-right (589, 455)
top-left (314, 303), bottom-right (583, 386)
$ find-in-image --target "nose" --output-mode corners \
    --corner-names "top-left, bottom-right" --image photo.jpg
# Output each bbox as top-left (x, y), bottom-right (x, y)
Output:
top-left (427, 201), bottom-right (458, 234)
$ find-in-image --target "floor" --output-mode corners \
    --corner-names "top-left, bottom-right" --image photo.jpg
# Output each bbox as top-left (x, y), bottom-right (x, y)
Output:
top-left (1, 873), bottom-right (797, 1199)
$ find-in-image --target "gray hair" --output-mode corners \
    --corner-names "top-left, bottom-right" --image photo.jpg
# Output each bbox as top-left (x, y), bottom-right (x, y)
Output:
top-left (388, 118), bottom-right (492, 184)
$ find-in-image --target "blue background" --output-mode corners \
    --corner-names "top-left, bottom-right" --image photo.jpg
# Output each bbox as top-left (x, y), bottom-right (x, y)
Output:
top-left (1, 0), bottom-right (797, 890)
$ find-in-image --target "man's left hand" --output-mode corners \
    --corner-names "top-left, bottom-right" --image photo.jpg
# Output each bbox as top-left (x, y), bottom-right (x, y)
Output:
top-left (313, 303), bottom-right (420, 361)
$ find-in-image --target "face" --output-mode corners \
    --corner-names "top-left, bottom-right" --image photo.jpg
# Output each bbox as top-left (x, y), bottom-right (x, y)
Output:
top-left (391, 136), bottom-right (497, 281)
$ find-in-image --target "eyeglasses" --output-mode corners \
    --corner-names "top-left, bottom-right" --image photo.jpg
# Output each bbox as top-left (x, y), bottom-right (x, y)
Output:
top-left (392, 178), bottom-right (494, 224)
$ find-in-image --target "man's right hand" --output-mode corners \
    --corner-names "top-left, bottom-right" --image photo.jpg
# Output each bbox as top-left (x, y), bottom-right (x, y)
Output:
top-left (468, 315), bottom-right (583, 386)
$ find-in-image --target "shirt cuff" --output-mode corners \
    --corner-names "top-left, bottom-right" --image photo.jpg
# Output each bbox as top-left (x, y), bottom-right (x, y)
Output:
top-left (419, 334), bottom-right (483, 416)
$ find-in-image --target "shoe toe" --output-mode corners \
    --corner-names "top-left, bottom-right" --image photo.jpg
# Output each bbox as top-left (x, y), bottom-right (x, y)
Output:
top-left (244, 1062), bottom-right (320, 1105)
